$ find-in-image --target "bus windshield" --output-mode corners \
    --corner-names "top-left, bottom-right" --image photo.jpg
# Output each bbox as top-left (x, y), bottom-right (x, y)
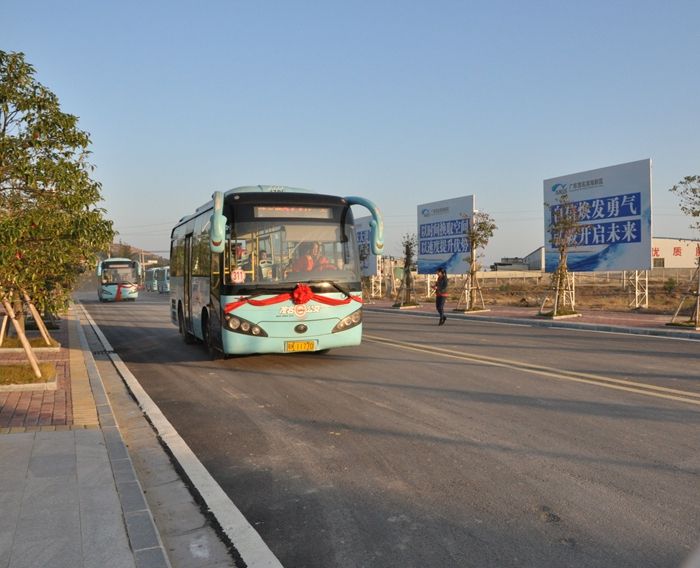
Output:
top-left (101, 265), bottom-right (137, 284)
top-left (224, 219), bottom-right (360, 287)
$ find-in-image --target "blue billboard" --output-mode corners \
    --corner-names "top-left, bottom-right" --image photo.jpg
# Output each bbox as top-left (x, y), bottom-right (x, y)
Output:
top-left (417, 196), bottom-right (475, 274)
top-left (543, 159), bottom-right (652, 272)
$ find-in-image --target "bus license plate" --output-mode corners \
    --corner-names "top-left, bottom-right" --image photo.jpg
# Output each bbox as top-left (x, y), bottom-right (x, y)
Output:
top-left (285, 341), bottom-right (316, 352)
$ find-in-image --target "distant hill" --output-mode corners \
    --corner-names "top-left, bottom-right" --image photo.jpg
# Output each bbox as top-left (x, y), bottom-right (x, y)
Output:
top-left (107, 241), bottom-right (169, 267)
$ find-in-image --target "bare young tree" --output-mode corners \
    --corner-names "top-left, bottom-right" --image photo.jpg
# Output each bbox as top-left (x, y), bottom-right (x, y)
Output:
top-left (669, 175), bottom-right (700, 327)
top-left (669, 175), bottom-right (700, 234)
top-left (466, 211), bottom-right (497, 309)
top-left (545, 194), bottom-right (585, 316)
top-left (393, 233), bottom-right (418, 307)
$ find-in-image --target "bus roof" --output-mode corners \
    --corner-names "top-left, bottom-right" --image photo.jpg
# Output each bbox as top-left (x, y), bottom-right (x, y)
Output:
top-left (175, 185), bottom-right (324, 224)
top-left (192, 185), bottom-right (315, 214)
top-left (102, 257), bottom-right (134, 264)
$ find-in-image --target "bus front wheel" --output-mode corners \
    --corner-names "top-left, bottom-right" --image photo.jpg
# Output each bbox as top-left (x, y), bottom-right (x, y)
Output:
top-left (202, 310), bottom-right (222, 360)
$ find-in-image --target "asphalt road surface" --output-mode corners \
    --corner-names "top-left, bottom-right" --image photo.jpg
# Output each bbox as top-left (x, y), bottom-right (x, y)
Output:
top-left (77, 292), bottom-right (700, 568)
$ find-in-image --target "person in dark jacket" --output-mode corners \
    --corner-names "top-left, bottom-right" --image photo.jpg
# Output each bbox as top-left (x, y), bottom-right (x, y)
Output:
top-left (433, 267), bottom-right (449, 325)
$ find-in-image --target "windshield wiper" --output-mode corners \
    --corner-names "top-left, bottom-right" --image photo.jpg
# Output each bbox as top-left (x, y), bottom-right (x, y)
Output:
top-left (303, 280), bottom-right (352, 298)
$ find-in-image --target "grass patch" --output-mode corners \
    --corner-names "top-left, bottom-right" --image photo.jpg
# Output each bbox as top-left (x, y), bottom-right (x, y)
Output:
top-left (0, 337), bottom-right (60, 348)
top-left (0, 363), bottom-right (56, 385)
top-left (538, 309), bottom-right (580, 318)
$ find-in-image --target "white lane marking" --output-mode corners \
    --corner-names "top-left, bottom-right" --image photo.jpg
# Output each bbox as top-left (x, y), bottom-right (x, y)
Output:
top-left (364, 334), bottom-right (700, 407)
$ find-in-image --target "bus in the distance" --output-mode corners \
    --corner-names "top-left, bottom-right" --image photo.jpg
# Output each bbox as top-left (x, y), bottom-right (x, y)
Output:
top-left (156, 266), bottom-right (170, 294)
top-left (170, 185), bottom-right (383, 356)
top-left (96, 257), bottom-right (141, 302)
top-left (144, 268), bottom-right (158, 291)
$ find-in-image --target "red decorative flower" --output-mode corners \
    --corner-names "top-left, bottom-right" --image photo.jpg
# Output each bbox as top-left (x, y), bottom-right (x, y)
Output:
top-left (292, 284), bottom-right (314, 305)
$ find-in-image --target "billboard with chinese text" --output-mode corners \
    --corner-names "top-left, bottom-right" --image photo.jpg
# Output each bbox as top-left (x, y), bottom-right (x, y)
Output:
top-left (355, 216), bottom-right (378, 277)
top-left (417, 196), bottom-right (475, 274)
top-left (543, 159), bottom-right (652, 272)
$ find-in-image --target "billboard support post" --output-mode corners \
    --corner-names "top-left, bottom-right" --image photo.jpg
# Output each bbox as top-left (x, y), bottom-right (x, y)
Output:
top-left (455, 274), bottom-right (485, 312)
top-left (539, 272), bottom-right (576, 317)
top-left (626, 270), bottom-right (649, 309)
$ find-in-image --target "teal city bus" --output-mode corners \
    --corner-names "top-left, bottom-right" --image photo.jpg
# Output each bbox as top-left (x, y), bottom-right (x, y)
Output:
top-left (169, 186), bottom-right (383, 356)
top-left (97, 257), bottom-right (141, 302)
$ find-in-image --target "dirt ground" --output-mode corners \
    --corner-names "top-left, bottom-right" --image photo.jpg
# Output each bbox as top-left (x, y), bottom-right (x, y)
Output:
top-left (444, 279), bottom-right (696, 315)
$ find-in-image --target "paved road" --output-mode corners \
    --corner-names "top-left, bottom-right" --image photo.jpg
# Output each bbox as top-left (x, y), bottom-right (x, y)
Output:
top-left (78, 292), bottom-right (700, 568)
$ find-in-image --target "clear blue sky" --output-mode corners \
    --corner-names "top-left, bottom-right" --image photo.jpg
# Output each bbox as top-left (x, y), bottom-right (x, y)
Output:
top-left (5, 0), bottom-right (699, 265)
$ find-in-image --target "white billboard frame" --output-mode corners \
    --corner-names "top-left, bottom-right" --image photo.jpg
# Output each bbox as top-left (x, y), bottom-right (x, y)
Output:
top-left (355, 216), bottom-right (379, 277)
top-left (543, 159), bottom-right (652, 273)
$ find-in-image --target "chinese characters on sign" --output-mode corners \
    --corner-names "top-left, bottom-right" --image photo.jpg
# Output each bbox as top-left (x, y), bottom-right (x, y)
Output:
top-left (418, 219), bottom-right (470, 255)
top-left (550, 192), bottom-right (643, 247)
top-left (551, 192), bottom-right (640, 222)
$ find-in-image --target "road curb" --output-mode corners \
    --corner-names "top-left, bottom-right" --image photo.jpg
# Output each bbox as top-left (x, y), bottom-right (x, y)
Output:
top-left (72, 305), bottom-right (173, 568)
top-left (75, 302), bottom-right (284, 568)
top-left (365, 306), bottom-right (700, 341)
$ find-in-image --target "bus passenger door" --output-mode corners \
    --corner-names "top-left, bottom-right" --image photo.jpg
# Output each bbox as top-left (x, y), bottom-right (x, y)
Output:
top-left (184, 234), bottom-right (193, 332)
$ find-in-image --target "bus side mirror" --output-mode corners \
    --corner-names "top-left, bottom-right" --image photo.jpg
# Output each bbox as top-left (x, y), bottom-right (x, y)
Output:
top-left (96, 262), bottom-right (102, 277)
top-left (210, 191), bottom-right (226, 254)
top-left (345, 196), bottom-right (384, 255)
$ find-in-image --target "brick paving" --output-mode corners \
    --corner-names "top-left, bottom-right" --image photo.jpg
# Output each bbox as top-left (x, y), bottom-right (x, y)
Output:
top-left (0, 319), bottom-right (74, 430)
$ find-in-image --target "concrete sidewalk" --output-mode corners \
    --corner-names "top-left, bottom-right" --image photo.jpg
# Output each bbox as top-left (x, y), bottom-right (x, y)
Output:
top-left (0, 308), bottom-right (172, 568)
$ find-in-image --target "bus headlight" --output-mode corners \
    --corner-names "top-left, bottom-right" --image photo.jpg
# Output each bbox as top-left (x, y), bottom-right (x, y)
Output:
top-left (332, 307), bottom-right (362, 333)
top-left (225, 315), bottom-right (268, 337)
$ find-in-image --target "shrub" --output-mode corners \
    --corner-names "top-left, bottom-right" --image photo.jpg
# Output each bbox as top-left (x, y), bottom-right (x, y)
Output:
top-left (663, 278), bottom-right (678, 295)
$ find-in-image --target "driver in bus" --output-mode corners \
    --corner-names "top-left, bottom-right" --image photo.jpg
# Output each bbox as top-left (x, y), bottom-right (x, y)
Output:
top-left (290, 243), bottom-right (316, 273)
top-left (311, 242), bottom-right (336, 271)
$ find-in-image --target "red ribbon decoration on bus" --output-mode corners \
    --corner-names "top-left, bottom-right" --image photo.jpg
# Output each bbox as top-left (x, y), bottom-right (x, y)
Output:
top-left (224, 283), bottom-right (362, 314)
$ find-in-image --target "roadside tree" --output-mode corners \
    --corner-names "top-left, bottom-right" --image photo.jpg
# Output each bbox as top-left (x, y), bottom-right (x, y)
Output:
top-left (0, 50), bottom-right (114, 342)
top-left (669, 175), bottom-right (700, 233)
top-left (544, 193), bottom-right (584, 317)
top-left (465, 211), bottom-right (497, 310)
top-left (669, 175), bottom-right (700, 328)
top-left (393, 233), bottom-right (418, 307)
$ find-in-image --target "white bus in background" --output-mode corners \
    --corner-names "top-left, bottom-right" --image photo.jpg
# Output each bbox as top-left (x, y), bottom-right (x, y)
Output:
top-left (156, 266), bottom-right (170, 294)
top-left (144, 268), bottom-right (158, 291)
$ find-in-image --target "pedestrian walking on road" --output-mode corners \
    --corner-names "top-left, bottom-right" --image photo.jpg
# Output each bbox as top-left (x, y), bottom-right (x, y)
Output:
top-left (433, 267), bottom-right (449, 325)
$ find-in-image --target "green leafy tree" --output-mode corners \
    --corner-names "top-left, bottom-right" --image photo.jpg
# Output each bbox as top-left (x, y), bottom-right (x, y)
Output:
top-left (0, 50), bottom-right (114, 328)
top-left (466, 211), bottom-right (497, 309)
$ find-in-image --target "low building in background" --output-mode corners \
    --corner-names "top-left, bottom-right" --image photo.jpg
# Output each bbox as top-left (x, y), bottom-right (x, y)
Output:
top-left (501, 238), bottom-right (699, 273)
top-left (490, 257), bottom-right (529, 271)
top-left (652, 237), bottom-right (700, 268)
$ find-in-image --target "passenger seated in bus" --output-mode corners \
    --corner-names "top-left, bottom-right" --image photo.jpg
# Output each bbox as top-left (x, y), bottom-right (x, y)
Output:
top-left (258, 250), bottom-right (273, 280)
